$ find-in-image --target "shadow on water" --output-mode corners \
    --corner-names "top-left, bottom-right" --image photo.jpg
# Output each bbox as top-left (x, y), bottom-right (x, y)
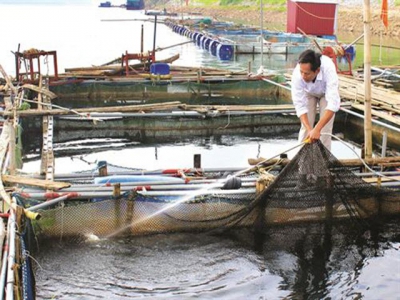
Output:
top-left (227, 216), bottom-right (400, 300)
top-left (33, 216), bottom-right (400, 299)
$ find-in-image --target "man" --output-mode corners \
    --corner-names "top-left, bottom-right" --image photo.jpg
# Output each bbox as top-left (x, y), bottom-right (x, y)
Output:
top-left (291, 49), bottom-right (341, 150)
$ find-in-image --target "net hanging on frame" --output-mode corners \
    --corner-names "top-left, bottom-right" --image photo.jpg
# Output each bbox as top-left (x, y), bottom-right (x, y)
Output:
top-left (26, 141), bottom-right (399, 239)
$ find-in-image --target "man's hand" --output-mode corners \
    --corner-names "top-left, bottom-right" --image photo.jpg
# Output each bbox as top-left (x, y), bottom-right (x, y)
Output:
top-left (306, 128), bottom-right (321, 142)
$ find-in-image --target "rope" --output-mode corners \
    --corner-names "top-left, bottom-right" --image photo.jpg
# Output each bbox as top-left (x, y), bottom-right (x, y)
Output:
top-left (323, 133), bottom-right (400, 183)
top-left (217, 108), bottom-right (231, 129)
top-left (294, 2), bottom-right (336, 21)
top-left (235, 141), bottom-right (307, 177)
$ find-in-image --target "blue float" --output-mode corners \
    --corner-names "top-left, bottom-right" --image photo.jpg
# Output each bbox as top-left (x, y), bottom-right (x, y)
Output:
top-left (203, 38), bottom-right (212, 51)
top-left (209, 40), bottom-right (220, 56)
top-left (196, 34), bottom-right (204, 47)
top-left (217, 44), bottom-right (234, 60)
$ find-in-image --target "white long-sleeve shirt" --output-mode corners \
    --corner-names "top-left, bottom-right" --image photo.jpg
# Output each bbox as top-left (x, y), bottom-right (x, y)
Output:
top-left (291, 55), bottom-right (341, 118)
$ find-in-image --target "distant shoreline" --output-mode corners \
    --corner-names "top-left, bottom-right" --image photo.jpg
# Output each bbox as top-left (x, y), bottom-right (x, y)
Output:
top-left (160, 4), bottom-right (400, 38)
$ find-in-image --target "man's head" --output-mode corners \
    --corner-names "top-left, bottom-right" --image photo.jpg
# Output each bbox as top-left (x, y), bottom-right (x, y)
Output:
top-left (298, 49), bottom-right (321, 83)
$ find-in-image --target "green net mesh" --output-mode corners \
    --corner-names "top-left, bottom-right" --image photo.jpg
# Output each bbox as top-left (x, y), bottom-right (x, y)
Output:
top-left (28, 141), bottom-right (399, 239)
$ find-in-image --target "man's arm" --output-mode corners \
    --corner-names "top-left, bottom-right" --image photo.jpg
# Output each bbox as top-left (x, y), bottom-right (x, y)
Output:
top-left (306, 109), bottom-right (335, 142)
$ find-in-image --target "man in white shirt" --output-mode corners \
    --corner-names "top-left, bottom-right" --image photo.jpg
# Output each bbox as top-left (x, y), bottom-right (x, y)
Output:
top-left (291, 49), bottom-right (341, 150)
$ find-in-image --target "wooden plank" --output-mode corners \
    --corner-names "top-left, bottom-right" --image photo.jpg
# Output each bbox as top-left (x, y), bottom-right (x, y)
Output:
top-left (339, 75), bottom-right (400, 106)
top-left (22, 84), bottom-right (58, 99)
top-left (2, 174), bottom-right (71, 190)
top-left (363, 175), bottom-right (400, 183)
top-left (0, 101), bottom-right (182, 117)
top-left (351, 103), bottom-right (400, 126)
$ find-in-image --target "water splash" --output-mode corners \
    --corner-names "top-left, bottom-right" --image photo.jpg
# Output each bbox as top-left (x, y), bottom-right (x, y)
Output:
top-left (104, 142), bottom-right (305, 238)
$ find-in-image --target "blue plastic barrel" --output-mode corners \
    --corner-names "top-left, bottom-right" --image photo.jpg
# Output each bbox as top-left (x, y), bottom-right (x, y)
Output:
top-left (199, 36), bottom-right (207, 49)
top-left (209, 40), bottom-right (220, 56)
top-left (217, 44), bottom-right (234, 60)
top-left (196, 34), bottom-right (204, 47)
top-left (203, 38), bottom-right (212, 51)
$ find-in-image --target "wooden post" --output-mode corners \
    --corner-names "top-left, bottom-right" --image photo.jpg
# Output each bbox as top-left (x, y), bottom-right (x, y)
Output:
top-left (98, 161), bottom-right (108, 177)
top-left (152, 15), bottom-right (157, 63)
top-left (194, 154), bottom-right (201, 168)
top-left (141, 24), bottom-right (144, 54)
top-left (113, 183), bottom-right (121, 231)
top-left (113, 183), bottom-right (121, 198)
top-left (8, 122), bottom-right (16, 176)
top-left (260, 0), bottom-right (264, 68)
top-left (363, 0), bottom-right (373, 158)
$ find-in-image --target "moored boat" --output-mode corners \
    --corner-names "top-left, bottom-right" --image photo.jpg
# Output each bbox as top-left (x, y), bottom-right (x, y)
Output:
top-left (99, 1), bottom-right (112, 7)
top-left (126, 0), bottom-right (144, 10)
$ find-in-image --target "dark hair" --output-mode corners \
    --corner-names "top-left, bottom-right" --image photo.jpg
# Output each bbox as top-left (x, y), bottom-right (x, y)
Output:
top-left (298, 49), bottom-right (321, 72)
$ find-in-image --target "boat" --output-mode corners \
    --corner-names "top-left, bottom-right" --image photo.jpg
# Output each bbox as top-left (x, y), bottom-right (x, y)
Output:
top-left (99, 1), bottom-right (112, 7)
top-left (126, 0), bottom-right (144, 10)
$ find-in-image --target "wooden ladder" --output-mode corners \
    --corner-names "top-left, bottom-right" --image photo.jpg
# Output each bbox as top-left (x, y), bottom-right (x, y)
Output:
top-left (39, 77), bottom-right (54, 183)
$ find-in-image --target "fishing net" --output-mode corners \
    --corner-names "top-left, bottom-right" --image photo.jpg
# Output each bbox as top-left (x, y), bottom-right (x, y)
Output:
top-left (255, 141), bottom-right (399, 227)
top-left (25, 141), bottom-right (399, 239)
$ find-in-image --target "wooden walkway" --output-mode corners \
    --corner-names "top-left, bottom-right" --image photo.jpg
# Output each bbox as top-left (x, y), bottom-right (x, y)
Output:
top-left (338, 74), bottom-right (400, 127)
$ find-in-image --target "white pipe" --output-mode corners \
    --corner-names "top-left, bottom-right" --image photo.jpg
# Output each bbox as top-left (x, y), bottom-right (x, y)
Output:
top-left (0, 218), bottom-right (8, 300)
top-left (6, 210), bottom-right (16, 300)
top-left (340, 107), bottom-right (400, 133)
top-left (137, 188), bottom-right (256, 197)
top-left (22, 181), bottom-right (256, 194)
top-left (381, 131), bottom-right (387, 158)
top-left (27, 194), bottom-right (71, 211)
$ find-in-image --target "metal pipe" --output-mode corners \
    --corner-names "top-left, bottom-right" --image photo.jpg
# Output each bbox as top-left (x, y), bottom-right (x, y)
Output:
top-left (152, 15), bottom-right (157, 62)
top-left (20, 181), bottom-right (256, 194)
top-left (20, 187), bottom-right (258, 200)
top-left (260, 0), bottom-right (264, 68)
top-left (340, 107), bottom-right (400, 133)
top-left (137, 188), bottom-right (256, 196)
top-left (262, 77), bottom-right (291, 91)
top-left (371, 66), bottom-right (400, 80)
top-left (344, 33), bottom-right (364, 50)
top-left (19, 178), bottom-right (257, 194)
top-left (26, 194), bottom-right (74, 211)
top-left (140, 24), bottom-right (144, 54)
top-left (382, 131), bottom-right (387, 157)
top-left (35, 167), bottom-right (257, 180)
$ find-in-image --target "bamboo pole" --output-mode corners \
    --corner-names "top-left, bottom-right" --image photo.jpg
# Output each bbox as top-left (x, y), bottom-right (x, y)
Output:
top-left (0, 121), bottom-right (39, 220)
top-left (0, 101), bottom-right (182, 117)
top-left (364, 0), bottom-right (373, 158)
